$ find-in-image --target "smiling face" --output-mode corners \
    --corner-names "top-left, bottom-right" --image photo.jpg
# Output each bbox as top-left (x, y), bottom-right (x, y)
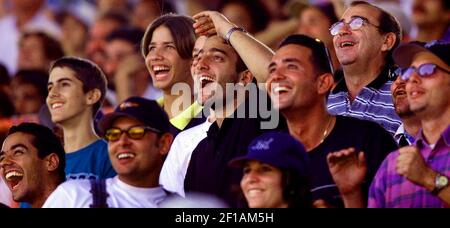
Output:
top-left (192, 36), bottom-right (240, 105)
top-left (297, 7), bottom-right (333, 48)
top-left (145, 25), bottom-right (192, 93)
top-left (391, 76), bottom-right (414, 118)
top-left (107, 117), bottom-right (164, 185)
top-left (240, 160), bottom-right (287, 208)
top-left (333, 5), bottom-right (385, 66)
top-left (0, 133), bottom-right (46, 203)
top-left (18, 35), bottom-right (47, 70)
top-left (46, 67), bottom-right (90, 124)
top-left (405, 52), bottom-right (450, 116)
top-left (266, 45), bottom-right (319, 111)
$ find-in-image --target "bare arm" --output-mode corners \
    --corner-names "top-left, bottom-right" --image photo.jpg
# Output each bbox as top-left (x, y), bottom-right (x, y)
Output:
top-left (193, 11), bottom-right (274, 84)
top-left (327, 147), bottom-right (367, 208)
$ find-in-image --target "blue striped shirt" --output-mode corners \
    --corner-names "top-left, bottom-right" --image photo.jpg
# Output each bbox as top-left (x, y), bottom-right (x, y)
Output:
top-left (327, 68), bottom-right (401, 135)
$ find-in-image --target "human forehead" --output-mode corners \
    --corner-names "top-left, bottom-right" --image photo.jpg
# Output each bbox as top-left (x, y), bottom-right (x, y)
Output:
top-left (193, 36), bottom-right (207, 52)
top-left (272, 44), bottom-right (312, 63)
top-left (48, 67), bottom-right (79, 82)
top-left (341, 4), bottom-right (381, 24)
top-left (200, 36), bottom-right (236, 56)
top-left (2, 132), bottom-right (35, 152)
top-left (150, 25), bottom-right (174, 43)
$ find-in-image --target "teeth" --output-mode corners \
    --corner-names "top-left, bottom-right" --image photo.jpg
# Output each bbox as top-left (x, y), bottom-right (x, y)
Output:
top-left (199, 76), bottom-right (214, 83)
top-left (273, 86), bottom-right (290, 93)
top-left (5, 171), bottom-right (23, 180)
top-left (247, 189), bottom-right (263, 197)
top-left (153, 66), bottom-right (170, 72)
top-left (117, 153), bottom-right (135, 160)
top-left (340, 41), bottom-right (354, 47)
top-left (51, 103), bottom-right (63, 109)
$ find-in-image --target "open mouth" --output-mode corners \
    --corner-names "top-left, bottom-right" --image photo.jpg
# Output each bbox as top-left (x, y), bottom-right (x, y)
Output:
top-left (153, 66), bottom-right (170, 79)
top-left (117, 152), bottom-right (136, 161)
top-left (271, 84), bottom-right (291, 95)
top-left (339, 41), bottom-right (355, 48)
top-left (199, 75), bottom-right (215, 88)
top-left (4, 170), bottom-right (24, 190)
top-left (50, 102), bottom-right (64, 110)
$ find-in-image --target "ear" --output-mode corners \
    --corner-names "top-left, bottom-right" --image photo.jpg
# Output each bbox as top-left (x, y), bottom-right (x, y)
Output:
top-left (158, 133), bottom-right (173, 156)
top-left (237, 70), bottom-right (253, 86)
top-left (86, 88), bottom-right (102, 105)
top-left (45, 153), bottom-right (60, 172)
top-left (316, 73), bottom-right (334, 95)
top-left (381, 32), bottom-right (396, 52)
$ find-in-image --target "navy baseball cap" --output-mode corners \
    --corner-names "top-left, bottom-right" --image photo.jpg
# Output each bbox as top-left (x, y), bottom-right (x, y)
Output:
top-left (98, 96), bottom-right (170, 134)
top-left (229, 132), bottom-right (309, 177)
top-left (393, 40), bottom-right (450, 68)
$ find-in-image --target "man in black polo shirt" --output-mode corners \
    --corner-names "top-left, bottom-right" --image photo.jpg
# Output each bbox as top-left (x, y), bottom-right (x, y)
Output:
top-left (183, 33), bottom-right (284, 207)
top-left (266, 34), bottom-right (397, 208)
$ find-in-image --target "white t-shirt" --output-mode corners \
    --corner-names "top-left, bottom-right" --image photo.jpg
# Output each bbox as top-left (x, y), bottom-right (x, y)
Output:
top-left (43, 176), bottom-right (167, 208)
top-left (0, 178), bottom-right (12, 206)
top-left (159, 119), bottom-right (213, 197)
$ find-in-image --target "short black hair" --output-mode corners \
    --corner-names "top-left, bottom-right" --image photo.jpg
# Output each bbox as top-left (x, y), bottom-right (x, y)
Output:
top-left (13, 69), bottom-right (49, 99)
top-left (7, 123), bottom-right (66, 183)
top-left (49, 57), bottom-right (107, 118)
top-left (281, 169), bottom-right (312, 208)
top-left (278, 34), bottom-right (334, 76)
top-left (20, 31), bottom-right (64, 63)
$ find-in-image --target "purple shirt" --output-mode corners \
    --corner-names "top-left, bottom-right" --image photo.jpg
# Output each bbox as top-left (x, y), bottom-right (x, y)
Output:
top-left (368, 125), bottom-right (450, 208)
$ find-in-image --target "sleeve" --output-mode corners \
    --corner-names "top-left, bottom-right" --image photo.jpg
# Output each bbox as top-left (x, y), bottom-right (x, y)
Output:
top-left (368, 156), bottom-right (390, 208)
top-left (160, 135), bottom-right (185, 197)
top-left (42, 183), bottom-right (76, 208)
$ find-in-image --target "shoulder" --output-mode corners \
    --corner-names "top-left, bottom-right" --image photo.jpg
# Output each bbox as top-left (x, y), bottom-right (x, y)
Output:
top-left (43, 180), bottom-right (92, 208)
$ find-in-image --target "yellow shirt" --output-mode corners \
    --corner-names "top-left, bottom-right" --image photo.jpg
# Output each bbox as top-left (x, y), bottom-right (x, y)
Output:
top-left (157, 98), bottom-right (203, 130)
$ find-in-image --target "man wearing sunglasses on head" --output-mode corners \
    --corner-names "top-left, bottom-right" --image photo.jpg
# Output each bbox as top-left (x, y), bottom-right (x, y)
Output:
top-left (43, 97), bottom-right (173, 208)
top-left (368, 40), bottom-right (450, 208)
top-left (327, 1), bottom-right (402, 136)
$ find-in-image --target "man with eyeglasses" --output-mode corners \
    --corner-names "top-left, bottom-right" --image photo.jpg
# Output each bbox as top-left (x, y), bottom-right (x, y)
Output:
top-left (368, 40), bottom-right (450, 208)
top-left (327, 1), bottom-right (402, 136)
top-left (43, 97), bottom-right (173, 208)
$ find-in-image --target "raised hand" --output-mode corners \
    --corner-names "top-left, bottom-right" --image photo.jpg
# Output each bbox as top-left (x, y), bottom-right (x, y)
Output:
top-left (193, 11), bottom-right (235, 38)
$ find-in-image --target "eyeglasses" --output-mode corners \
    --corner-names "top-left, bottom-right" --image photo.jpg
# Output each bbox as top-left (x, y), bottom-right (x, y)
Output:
top-left (399, 63), bottom-right (450, 81)
top-left (104, 126), bottom-right (160, 142)
top-left (329, 16), bottom-right (380, 36)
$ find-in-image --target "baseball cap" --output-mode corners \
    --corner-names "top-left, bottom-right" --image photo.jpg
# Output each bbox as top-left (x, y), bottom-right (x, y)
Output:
top-left (393, 40), bottom-right (450, 69)
top-left (229, 132), bottom-right (309, 177)
top-left (98, 96), bottom-right (170, 135)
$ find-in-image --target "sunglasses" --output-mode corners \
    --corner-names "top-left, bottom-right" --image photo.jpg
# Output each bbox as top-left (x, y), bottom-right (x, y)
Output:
top-left (329, 16), bottom-right (380, 36)
top-left (398, 63), bottom-right (450, 81)
top-left (104, 126), bottom-right (160, 142)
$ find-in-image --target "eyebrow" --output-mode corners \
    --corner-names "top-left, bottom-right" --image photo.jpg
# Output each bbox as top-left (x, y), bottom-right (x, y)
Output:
top-left (149, 41), bottom-right (175, 46)
top-left (268, 58), bottom-right (301, 70)
top-left (1, 143), bottom-right (28, 155)
top-left (47, 77), bottom-right (73, 87)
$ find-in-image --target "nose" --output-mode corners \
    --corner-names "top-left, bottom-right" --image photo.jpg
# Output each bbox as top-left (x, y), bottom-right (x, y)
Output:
top-left (148, 47), bottom-right (164, 62)
top-left (196, 55), bottom-right (209, 71)
top-left (243, 169), bottom-right (259, 184)
top-left (47, 86), bottom-right (60, 99)
top-left (0, 154), bottom-right (13, 167)
top-left (336, 23), bottom-right (351, 36)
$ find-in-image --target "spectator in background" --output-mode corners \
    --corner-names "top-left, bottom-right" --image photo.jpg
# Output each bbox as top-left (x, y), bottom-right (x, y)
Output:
top-left (104, 26), bottom-right (162, 104)
top-left (56, 11), bottom-right (91, 57)
top-left (131, 0), bottom-right (164, 31)
top-left (86, 10), bottom-right (129, 73)
top-left (296, 2), bottom-right (341, 77)
top-left (327, 1), bottom-right (402, 135)
top-left (0, 64), bottom-right (13, 118)
top-left (10, 70), bottom-right (48, 115)
top-left (412, 0), bottom-right (450, 42)
top-left (219, 0), bottom-right (269, 35)
top-left (46, 57), bottom-right (115, 180)
top-left (0, 0), bottom-right (60, 74)
top-left (229, 132), bottom-right (312, 208)
top-left (142, 14), bottom-right (205, 137)
top-left (17, 31), bottom-right (64, 72)
top-left (0, 123), bottom-right (65, 208)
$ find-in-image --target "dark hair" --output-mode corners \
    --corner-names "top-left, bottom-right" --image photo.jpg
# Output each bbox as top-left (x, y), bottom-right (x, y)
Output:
top-left (311, 2), bottom-right (339, 25)
top-left (7, 123), bottom-right (66, 183)
top-left (279, 34), bottom-right (334, 76)
top-left (141, 14), bottom-right (196, 59)
top-left (20, 31), bottom-right (65, 63)
top-left (281, 169), bottom-right (312, 208)
top-left (49, 57), bottom-right (107, 117)
top-left (219, 0), bottom-right (269, 33)
top-left (107, 26), bottom-right (145, 52)
top-left (98, 10), bottom-right (130, 26)
top-left (13, 69), bottom-right (49, 99)
top-left (350, 1), bottom-right (402, 67)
